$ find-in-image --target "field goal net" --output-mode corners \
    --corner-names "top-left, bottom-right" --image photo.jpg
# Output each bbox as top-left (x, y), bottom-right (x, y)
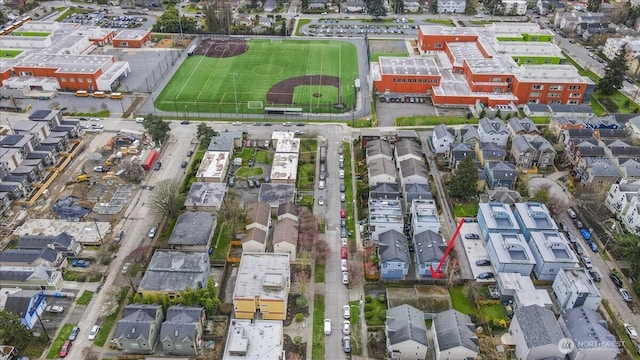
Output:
top-left (247, 101), bottom-right (264, 109)
top-left (271, 38), bottom-right (283, 44)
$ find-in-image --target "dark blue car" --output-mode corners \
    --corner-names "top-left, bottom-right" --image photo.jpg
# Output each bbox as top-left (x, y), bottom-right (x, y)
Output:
top-left (588, 241), bottom-right (599, 253)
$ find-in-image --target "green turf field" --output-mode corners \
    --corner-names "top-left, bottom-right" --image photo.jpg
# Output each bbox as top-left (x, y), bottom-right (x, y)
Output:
top-left (155, 39), bottom-right (359, 115)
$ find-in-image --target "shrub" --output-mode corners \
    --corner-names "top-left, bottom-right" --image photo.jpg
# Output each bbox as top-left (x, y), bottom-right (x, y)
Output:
top-left (599, 97), bottom-right (618, 112)
top-left (377, 294), bottom-right (386, 303)
top-left (379, 309), bottom-right (387, 320)
top-left (365, 311), bottom-right (374, 319)
top-left (294, 313), bottom-right (305, 323)
top-left (365, 295), bottom-right (372, 303)
top-left (296, 296), bottom-right (308, 307)
top-left (294, 335), bottom-right (303, 345)
top-left (364, 304), bottom-right (373, 311)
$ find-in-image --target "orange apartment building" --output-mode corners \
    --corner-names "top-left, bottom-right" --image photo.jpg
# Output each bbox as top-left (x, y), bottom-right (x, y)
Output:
top-left (372, 24), bottom-right (594, 107)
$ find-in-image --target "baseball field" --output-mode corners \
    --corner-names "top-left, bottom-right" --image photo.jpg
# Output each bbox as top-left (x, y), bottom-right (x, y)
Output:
top-left (154, 38), bottom-right (359, 115)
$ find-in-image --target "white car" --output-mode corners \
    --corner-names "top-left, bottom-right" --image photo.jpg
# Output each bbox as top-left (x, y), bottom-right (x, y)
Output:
top-left (339, 154), bottom-right (344, 162)
top-left (45, 305), bottom-right (64, 313)
top-left (340, 193), bottom-right (346, 202)
top-left (343, 305), bottom-right (351, 319)
top-left (342, 238), bottom-right (348, 246)
top-left (625, 323), bottom-right (638, 339)
top-left (148, 227), bottom-right (157, 238)
top-left (122, 262), bottom-right (131, 275)
top-left (343, 320), bottom-right (351, 335)
top-left (342, 272), bottom-right (349, 285)
top-left (339, 169), bottom-right (345, 179)
top-left (88, 325), bottom-right (100, 340)
top-left (319, 180), bottom-right (325, 189)
top-left (318, 196), bottom-right (325, 206)
top-left (341, 259), bottom-right (348, 272)
top-left (232, 121), bottom-right (241, 126)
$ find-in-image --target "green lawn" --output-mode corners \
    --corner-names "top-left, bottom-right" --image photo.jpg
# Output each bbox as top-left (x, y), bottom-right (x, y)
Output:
top-left (46, 324), bottom-right (74, 359)
top-left (94, 311), bottom-right (118, 346)
top-left (295, 19), bottom-right (312, 36)
top-left (235, 148), bottom-right (253, 163)
top-left (364, 296), bottom-right (387, 326)
top-left (212, 223), bottom-right (232, 260)
top-left (422, 19), bottom-right (455, 26)
top-left (0, 49), bottom-right (22, 58)
top-left (349, 300), bottom-right (363, 355)
top-left (314, 262), bottom-right (325, 283)
top-left (450, 286), bottom-right (475, 315)
top-left (234, 167), bottom-right (263, 178)
top-left (370, 52), bottom-right (408, 62)
top-left (312, 294), bottom-right (325, 360)
top-left (255, 149), bottom-right (271, 164)
top-left (480, 304), bottom-right (507, 321)
top-left (11, 31), bottom-right (50, 36)
top-left (343, 143), bottom-right (356, 248)
top-left (454, 202), bottom-right (478, 217)
top-left (156, 39), bottom-right (358, 114)
top-left (76, 290), bottom-right (94, 305)
top-left (298, 163), bottom-right (315, 190)
top-left (396, 116), bottom-right (472, 126)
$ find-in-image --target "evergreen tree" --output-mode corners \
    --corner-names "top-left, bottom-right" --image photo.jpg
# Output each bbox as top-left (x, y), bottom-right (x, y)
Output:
top-left (449, 156), bottom-right (479, 200)
top-left (587, 0), bottom-right (602, 12)
top-left (366, 0), bottom-right (388, 18)
top-left (141, 113), bottom-right (171, 145)
top-left (596, 45), bottom-right (628, 95)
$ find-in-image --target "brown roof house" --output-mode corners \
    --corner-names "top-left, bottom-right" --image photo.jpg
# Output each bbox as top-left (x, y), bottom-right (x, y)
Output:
top-left (273, 217), bottom-right (298, 261)
top-left (243, 201), bottom-right (271, 253)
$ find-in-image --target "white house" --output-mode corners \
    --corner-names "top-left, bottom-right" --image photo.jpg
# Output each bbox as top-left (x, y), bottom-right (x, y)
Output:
top-left (437, 0), bottom-right (467, 13)
top-left (606, 180), bottom-right (640, 235)
top-left (368, 157), bottom-right (399, 186)
top-left (385, 304), bottom-right (428, 359)
top-left (432, 309), bottom-right (479, 360)
top-left (509, 305), bottom-right (565, 360)
top-left (409, 199), bottom-right (440, 235)
top-left (369, 198), bottom-right (404, 241)
top-left (478, 117), bottom-right (509, 147)
top-left (499, 0), bottom-right (528, 15)
top-left (486, 233), bottom-right (536, 276)
top-left (398, 158), bottom-right (429, 187)
top-left (527, 231), bottom-right (579, 281)
top-left (432, 124), bottom-right (456, 154)
top-left (513, 202), bottom-right (558, 241)
top-left (552, 268), bottom-right (603, 312)
top-left (496, 272), bottom-right (552, 309)
top-left (558, 307), bottom-right (619, 360)
top-left (394, 139), bottom-right (423, 164)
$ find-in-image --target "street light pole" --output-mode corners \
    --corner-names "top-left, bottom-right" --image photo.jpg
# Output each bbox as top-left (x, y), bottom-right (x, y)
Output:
top-left (230, 73), bottom-right (239, 114)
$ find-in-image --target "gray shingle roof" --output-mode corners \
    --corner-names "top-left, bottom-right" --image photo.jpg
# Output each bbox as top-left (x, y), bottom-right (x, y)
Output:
top-left (138, 251), bottom-right (210, 292)
top-left (366, 139), bottom-right (393, 158)
top-left (246, 201), bottom-right (271, 228)
top-left (514, 305), bottom-right (563, 348)
top-left (622, 159), bottom-right (640, 177)
top-left (386, 304), bottom-right (428, 346)
top-left (0, 248), bottom-right (60, 264)
top-left (160, 306), bottom-right (204, 342)
top-left (369, 158), bottom-right (399, 179)
top-left (589, 162), bottom-right (621, 177)
top-left (395, 139), bottom-right (423, 159)
top-left (597, 129), bottom-right (627, 138)
top-left (509, 118), bottom-right (540, 135)
top-left (479, 117), bottom-right (508, 134)
top-left (114, 304), bottom-right (162, 340)
top-left (378, 230), bottom-right (410, 263)
top-left (567, 128), bottom-right (594, 139)
top-left (487, 161), bottom-right (518, 180)
top-left (433, 309), bottom-right (479, 353)
top-left (0, 264), bottom-right (53, 282)
top-left (370, 183), bottom-right (400, 198)
top-left (243, 227), bottom-right (267, 245)
top-left (273, 217), bottom-right (298, 245)
top-left (530, 136), bottom-right (555, 153)
top-left (413, 230), bottom-right (446, 263)
top-left (4, 290), bottom-right (43, 318)
top-left (560, 307), bottom-right (618, 354)
top-left (168, 211), bottom-right (215, 246)
top-left (480, 142), bottom-right (507, 159)
top-left (460, 125), bottom-right (480, 143)
top-left (513, 136), bottom-right (535, 152)
top-left (18, 232), bottom-right (74, 251)
top-left (277, 202), bottom-right (298, 218)
top-left (553, 116), bottom-right (585, 127)
top-left (433, 124), bottom-right (455, 140)
top-left (399, 158), bottom-right (428, 179)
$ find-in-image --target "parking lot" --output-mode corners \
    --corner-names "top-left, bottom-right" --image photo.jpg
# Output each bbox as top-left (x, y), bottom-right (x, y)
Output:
top-left (62, 12), bottom-right (147, 28)
top-left (38, 294), bottom-right (78, 335)
top-left (459, 223), bottom-right (494, 282)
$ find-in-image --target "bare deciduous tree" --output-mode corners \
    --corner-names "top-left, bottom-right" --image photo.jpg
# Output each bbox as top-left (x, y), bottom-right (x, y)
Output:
top-left (82, 347), bottom-right (99, 360)
top-left (119, 159), bottom-right (145, 183)
top-left (150, 179), bottom-right (185, 219)
top-left (347, 259), bottom-right (364, 287)
top-left (218, 189), bottom-right (245, 235)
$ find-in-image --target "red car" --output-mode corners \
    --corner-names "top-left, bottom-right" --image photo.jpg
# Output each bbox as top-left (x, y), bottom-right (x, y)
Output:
top-left (341, 246), bottom-right (348, 259)
top-left (340, 209), bottom-right (346, 218)
top-left (60, 340), bottom-right (72, 357)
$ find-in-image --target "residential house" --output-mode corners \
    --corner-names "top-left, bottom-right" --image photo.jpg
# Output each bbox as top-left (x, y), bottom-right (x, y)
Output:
top-left (437, 0), bottom-right (467, 13)
top-left (487, 187), bottom-right (522, 205)
top-left (414, 230), bottom-right (447, 278)
top-left (369, 198), bottom-right (404, 241)
top-left (477, 202), bottom-right (520, 240)
top-left (585, 115), bottom-right (621, 130)
top-left (548, 104), bottom-right (594, 119)
top-left (552, 268), bottom-right (603, 312)
top-left (549, 116), bottom-right (586, 137)
top-left (398, 159), bottom-right (428, 187)
top-left (273, 217), bottom-right (298, 261)
top-left (233, 253), bottom-right (290, 321)
top-left (385, 304), bottom-right (429, 360)
top-left (478, 117), bottom-right (509, 146)
top-left (243, 201), bottom-right (271, 252)
top-left (605, 141), bottom-right (640, 163)
top-left (626, 115), bottom-right (640, 140)
top-left (160, 306), bottom-right (206, 356)
top-left (3, 290), bottom-right (46, 329)
top-left (459, 125), bottom-right (481, 146)
top-left (446, 143), bottom-right (476, 169)
top-left (486, 233), bottom-right (536, 276)
top-left (378, 229), bottom-right (410, 280)
top-left (168, 211), bottom-right (215, 252)
top-left (222, 319), bottom-right (284, 360)
top-left (511, 136), bottom-right (556, 170)
top-left (476, 142), bottom-right (507, 166)
top-left (0, 346), bottom-right (17, 360)
top-left (567, 139), bottom-right (605, 166)
top-left (137, 251), bottom-right (210, 299)
top-left (558, 307), bottom-right (619, 360)
top-left (432, 309), bottom-right (479, 360)
top-left (513, 202), bottom-right (558, 241)
top-left (235, 14), bottom-right (254, 27)
top-left (184, 182), bottom-right (226, 212)
top-left (0, 248), bottom-right (65, 268)
top-left (394, 139), bottom-right (423, 163)
top-left (17, 232), bottom-right (81, 256)
top-left (496, 272), bottom-right (552, 309)
top-left (578, 161), bottom-right (621, 187)
top-left (484, 161), bottom-right (518, 189)
top-left (0, 264), bottom-right (63, 290)
top-left (528, 231), bottom-right (579, 281)
top-left (113, 304), bottom-right (164, 354)
top-left (508, 118), bottom-right (540, 138)
top-left (366, 139), bottom-right (394, 164)
top-left (277, 202), bottom-right (298, 221)
top-left (370, 183), bottom-right (401, 200)
top-left (432, 124), bottom-right (456, 154)
top-left (409, 199), bottom-right (440, 235)
top-left (0, 193), bottom-right (10, 217)
top-left (509, 305), bottom-right (565, 360)
top-left (368, 157), bottom-right (399, 186)
top-left (606, 180), bottom-right (640, 234)
top-left (403, 183), bottom-right (433, 214)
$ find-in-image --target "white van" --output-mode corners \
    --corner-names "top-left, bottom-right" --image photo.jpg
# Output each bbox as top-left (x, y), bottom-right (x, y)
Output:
top-left (135, 117), bottom-right (144, 123)
top-left (88, 325), bottom-right (100, 340)
top-left (324, 319), bottom-right (332, 335)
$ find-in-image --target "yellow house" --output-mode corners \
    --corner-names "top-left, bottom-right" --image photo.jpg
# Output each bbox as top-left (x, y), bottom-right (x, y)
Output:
top-left (233, 253), bottom-right (290, 321)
